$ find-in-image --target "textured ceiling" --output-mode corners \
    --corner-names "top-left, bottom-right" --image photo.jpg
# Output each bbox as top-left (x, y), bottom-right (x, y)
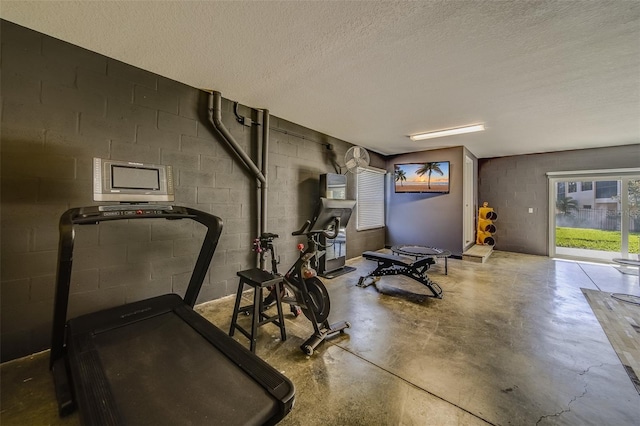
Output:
top-left (1, 1), bottom-right (639, 158)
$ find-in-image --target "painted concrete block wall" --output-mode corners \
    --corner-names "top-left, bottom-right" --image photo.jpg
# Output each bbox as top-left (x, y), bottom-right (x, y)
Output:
top-left (0, 20), bottom-right (385, 361)
top-left (385, 146), bottom-right (469, 256)
top-left (478, 144), bottom-right (640, 255)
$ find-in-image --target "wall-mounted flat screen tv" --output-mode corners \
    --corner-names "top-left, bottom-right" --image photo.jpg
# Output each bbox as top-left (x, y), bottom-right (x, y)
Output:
top-left (394, 162), bottom-right (450, 193)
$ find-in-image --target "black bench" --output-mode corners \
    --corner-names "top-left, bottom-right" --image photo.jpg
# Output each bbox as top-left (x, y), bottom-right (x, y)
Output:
top-left (358, 251), bottom-right (443, 298)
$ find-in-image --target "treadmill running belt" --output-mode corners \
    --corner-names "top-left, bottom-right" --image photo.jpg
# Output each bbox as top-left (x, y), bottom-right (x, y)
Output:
top-left (73, 310), bottom-right (278, 425)
top-left (94, 313), bottom-right (276, 425)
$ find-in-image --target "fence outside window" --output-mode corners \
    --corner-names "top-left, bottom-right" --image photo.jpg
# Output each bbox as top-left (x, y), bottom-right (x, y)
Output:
top-left (556, 208), bottom-right (639, 232)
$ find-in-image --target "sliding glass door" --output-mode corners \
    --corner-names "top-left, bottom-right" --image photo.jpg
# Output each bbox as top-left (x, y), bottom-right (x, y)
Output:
top-left (624, 178), bottom-right (640, 258)
top-left (548, 170), bottom-right (640, 261)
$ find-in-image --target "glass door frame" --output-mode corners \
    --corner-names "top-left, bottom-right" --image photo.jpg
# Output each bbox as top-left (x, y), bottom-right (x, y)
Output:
top-left (547, 168), bottom-right (640, 261)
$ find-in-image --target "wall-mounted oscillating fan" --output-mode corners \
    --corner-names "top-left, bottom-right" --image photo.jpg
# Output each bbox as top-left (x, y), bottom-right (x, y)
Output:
top-left (344, 146), bottom-right (370, 174)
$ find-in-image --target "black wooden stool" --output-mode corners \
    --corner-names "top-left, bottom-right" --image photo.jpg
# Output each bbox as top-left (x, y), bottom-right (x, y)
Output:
top-left (229, 268), bottom-right (287, 353)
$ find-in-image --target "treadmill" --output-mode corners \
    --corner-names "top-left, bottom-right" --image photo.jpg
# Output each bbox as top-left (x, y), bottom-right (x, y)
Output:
top-left (50, 205), bottom-right (295, 425)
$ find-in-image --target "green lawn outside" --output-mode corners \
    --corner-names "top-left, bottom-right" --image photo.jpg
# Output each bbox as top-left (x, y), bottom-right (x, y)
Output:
top-left (556, 227), bottom-right (640, 254)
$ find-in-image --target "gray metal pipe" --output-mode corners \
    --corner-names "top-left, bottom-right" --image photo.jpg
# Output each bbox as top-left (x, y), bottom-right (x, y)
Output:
top-left (255, 108), bottom-right (263, 245)
top-left (208, 91), bottom-right (271, 269)
top-left (261, 109), bottom-right (270, 238)
top-left (208, 91), bottom-right (266, 184)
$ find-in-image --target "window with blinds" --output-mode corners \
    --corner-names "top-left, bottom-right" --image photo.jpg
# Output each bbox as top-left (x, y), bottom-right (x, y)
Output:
top-left (356, 167), bottom-right (385, 230)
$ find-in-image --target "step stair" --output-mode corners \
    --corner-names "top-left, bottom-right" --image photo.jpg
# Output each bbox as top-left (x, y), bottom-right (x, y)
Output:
top-left (462, 244), bottom-right (493, 263)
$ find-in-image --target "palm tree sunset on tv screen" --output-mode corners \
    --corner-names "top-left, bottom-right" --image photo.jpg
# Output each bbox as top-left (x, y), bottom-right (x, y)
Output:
top-left (394, 162), bottom-right (450, 193)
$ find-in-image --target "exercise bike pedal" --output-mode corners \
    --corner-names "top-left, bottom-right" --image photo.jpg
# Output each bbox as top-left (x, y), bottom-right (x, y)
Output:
top-left (290, 305), bottom-right (302, 317)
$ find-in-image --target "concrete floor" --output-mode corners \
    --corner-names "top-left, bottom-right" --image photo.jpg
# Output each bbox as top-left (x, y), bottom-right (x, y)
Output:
top-left (2, 251), bottom-right (639, 425)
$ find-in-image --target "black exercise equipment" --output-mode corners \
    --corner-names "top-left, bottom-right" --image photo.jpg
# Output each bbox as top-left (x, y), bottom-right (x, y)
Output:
top-left (390, 245), bottom-right (452, 275)
top-left (358, 251), bottom-right (444, 299)
top-left (254, 198), bottom-right (355, 356)
top-left (50, 205), bottom-right (295, 425)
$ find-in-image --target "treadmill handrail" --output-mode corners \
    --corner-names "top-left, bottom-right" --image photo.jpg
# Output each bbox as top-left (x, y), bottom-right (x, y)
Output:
top-left (49, 205), bottom-right (223, 368)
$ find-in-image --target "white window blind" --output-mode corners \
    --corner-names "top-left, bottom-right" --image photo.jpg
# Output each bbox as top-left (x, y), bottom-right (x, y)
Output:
top-left (356, 167), bottom-right (385, 231)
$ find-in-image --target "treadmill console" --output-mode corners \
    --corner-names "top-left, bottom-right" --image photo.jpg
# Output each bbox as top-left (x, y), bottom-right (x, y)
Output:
top-left (93, 157), bottom-right (174, 203)
top-left (74, 205), bottom-right (189, 223)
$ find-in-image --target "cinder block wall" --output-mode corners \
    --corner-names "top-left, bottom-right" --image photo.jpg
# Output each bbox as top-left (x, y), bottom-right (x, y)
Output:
top-left (478, 144), bottom-right (640, 255)
top-left (0, 20), bottom-right (385, 362)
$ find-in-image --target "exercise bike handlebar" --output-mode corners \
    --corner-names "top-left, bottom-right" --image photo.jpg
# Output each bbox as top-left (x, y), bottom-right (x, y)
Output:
top-left (291, 217), bottom-right (341, 239)
top-left (321, 218), bottom-right (340, 239)
top-left (292, 220), bottom-right (311, 236)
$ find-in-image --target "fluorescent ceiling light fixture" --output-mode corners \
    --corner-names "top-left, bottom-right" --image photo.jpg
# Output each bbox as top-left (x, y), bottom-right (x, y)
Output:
top-left (410, 124), bottom-right (485, 141)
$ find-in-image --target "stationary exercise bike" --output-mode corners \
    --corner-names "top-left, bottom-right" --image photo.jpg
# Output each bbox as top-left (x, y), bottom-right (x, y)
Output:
top-left (254, 198), bottom-right (355, 355)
